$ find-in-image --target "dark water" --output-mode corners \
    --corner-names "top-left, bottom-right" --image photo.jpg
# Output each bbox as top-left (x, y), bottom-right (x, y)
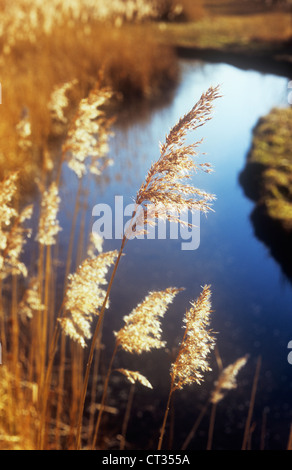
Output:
top-left (59, 60), bottom-right (292, 450)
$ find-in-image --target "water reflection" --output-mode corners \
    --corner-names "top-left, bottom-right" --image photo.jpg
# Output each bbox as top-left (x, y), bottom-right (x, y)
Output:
top-left (59, 60), bottom-right (292, 449)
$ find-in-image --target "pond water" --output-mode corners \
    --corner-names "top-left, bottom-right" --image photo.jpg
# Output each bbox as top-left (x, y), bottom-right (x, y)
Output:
top-left (58, 60), bottom-right (291, 450)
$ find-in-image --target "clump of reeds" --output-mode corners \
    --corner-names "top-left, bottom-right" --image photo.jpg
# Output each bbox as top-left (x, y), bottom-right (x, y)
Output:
top-left (181, 353), bottom-right (249, 450)
top-left (0, 80), bottom-right (221, 450)
top-left (73, 85), bottom-right (220, 449)
top-left (90, 287), bottom-right (182, 448)
top-left (207, 354), bottom-right (249, 449)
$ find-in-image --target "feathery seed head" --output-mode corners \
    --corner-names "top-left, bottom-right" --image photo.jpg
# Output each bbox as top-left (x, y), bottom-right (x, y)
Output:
top-left (115, 287), bottom-right (182, 354)
top-left (63, 85), bottom-right (114, 178)
top-left (134, 86), bottom-right (220, 231)
top-left (171, 285), bottom-right (216, 389)
top-left (1, 204), bottom-right (33, 279)
top-left (36, 182), bottom-right (61, 246)
top-left (60, 250), bottom-right (118, 347)
top-left (210, 355), bottom-right (249, 404)
top-left (116, 369), bottom-right (153, 389)
top-left (0, 173), bottom-right (18, 249)
top-left (19, 277), bottom-right (45, 319)
top-left (48, 79), bottom-right (78, 124)
top-left (0, 173), bottom-right (33, 279)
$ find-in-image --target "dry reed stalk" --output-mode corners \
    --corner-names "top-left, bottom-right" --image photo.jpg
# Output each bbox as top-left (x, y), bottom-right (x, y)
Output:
top-left (91, 287), bottom-right (180, 449)
top-left (206, 401), bottom-right (217, 451)
top-left (119, 382), bottom-right (136, 450)
top-left (133, 85), bottom-right (220, 234)
top-left (158, 285), bottom-right (215, 450)
top-left (0, 172), bottom-right (33, 385)
top-left (75, 233), bottom-right (127, 449)
top-left (51, 84), bottom-right (114, 441)
top-left (242, 356), bottom-right (261, 450)
top-left (62, 84), bottom-right (114, 180)
top-left (34, 182), bottom-right (61, 414)
top-left (34, 183), bottom-right (61, 448)
top-left (0, 365), bottom-right (37, 449)
top-left (53, 331), bottom-right (67, 449)
top-left (182, 354), bottom-right (248, 450)
top-left (210, 355), bottom-right (249, 405)
top-left (75, 86), bottom-right (219, 449)
top-left (116, 369), bottom-right (156, 449)
top-left (87, 338), bottom-right (103, 445)
top-left (181, 399), bottom-right (209, 450)
top-left (52, 83), bottom-right (113, 446)
top-left (207, 354), bottom-right (248, 450)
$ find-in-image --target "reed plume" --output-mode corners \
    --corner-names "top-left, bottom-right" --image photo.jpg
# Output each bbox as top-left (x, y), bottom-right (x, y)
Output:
top-left (116, 369), bottom-right (153, 389)
top-left (35, 182), bottom-right (61, 246)
top-left (62, 85), bottom-right (114, 179)
top-left (207, 354), bottom-right (248, 449)
top-left (91, 287), bottom-right (181, 448)
top-left (115, 287), bottom-right (183, 354)
top-left (130, 86), bottom-right (220, 236)
top-left (59, 250), bottom-right (118, 348)
top-left (18, 277), bottom-right (44, 320)
top-left (171, 284), bottom-right (215, 389)
top-left (16, 112), bottom-right (32, 152)
top-left (0, 179), bottom-right (33, 281)
top-left (76, 86), bottom-right (219, 448)
top-left (87, 232), bottom-right (104, 258)
top-left (210, 355), bottom-right (248, 405)
top-left (158, 285), bottom-right (215, 450)
top-left (182, 353), bottom-right (248, 450)
top-left (116, 368), bottom-right (153, 450)
top-left (0, 172), bottom-right (18, 254)
top-left (48, 79), bottom-right (78, 125)
top-left (1, 204), bottom-right (33, 279)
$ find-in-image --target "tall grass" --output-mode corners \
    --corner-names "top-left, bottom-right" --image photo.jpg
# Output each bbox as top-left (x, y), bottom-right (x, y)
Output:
top-left (0, 0), bottom-right (278, 451)
top-left (0, 80), bottom-right (225, 450)
top-left (0, 1), bottom-right (179, 186)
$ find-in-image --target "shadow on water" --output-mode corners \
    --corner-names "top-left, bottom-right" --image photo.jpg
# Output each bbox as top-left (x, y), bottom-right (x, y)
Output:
top-left (239, 166), bottom-right (292, 285)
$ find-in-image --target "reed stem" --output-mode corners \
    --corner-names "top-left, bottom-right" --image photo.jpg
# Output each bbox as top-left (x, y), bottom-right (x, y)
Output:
top-left (75, 234), bottom-right (127, 449)
top-left (242, 356), bottom-right (261, 450)
top-left (91, 341), bottom-right (119, 449)
top-left (206, 401), bottom-right (217, 450)
top-left (181, 400), bottom-right (209, 450)
top-left (119, 382), bottom-right (135, 450)
top-left (157, 377), bottom-right (175, 450)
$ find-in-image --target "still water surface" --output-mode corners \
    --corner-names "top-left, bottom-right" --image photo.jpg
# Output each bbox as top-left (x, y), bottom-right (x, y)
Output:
top-left (59, 60), bottom-right (291, 449)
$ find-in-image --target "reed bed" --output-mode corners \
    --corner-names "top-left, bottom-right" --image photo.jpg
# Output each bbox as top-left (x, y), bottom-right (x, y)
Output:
top-left (0, 1), bottom-right (282, 450)
top-left (0, 79), bottom-right (225, 450)
top-left (0, 0), bottom-right (181, 185)
top-left (0, 64), bottom-right (277, 449)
